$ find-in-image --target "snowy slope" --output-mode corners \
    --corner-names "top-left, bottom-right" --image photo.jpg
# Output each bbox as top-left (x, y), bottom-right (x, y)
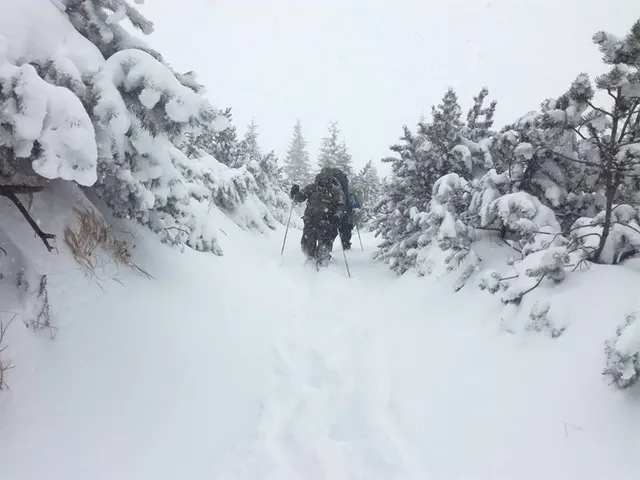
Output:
top-left (1, 183), bottom-right (640, 479)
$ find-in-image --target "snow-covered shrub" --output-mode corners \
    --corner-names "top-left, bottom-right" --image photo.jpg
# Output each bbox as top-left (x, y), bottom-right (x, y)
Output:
top-left (526, 300), bottom-right (567, 338)
top-left (604, 313), bottom-right (640, 389)
top-left (471, 189), bottom-right (584, 304)
top-left (412, 173), bottom-right (480, 289)
top-left (482, 192), bottom-right (562, 246)
top-left (570, 205), bottom-right (640, 264)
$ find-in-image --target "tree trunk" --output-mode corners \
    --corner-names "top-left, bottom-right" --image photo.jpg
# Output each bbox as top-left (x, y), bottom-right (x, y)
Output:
top-left (594, 157), bottom-right (616, 262)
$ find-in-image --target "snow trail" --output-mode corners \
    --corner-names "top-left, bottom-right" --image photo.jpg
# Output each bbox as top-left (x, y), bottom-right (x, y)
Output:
top-left (217, 234), bottom-right (425, 479)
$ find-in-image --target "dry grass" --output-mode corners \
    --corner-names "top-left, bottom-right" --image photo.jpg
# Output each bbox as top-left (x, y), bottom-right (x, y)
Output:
top-left (63, 206), bottom-right (108, 272)
top-left (0, 314), bottom-right (15, 391)
top-left (64, 206), bottom-right (152, 279)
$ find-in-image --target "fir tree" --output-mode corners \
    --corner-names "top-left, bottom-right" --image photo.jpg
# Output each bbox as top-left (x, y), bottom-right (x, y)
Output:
top-left (420, 88), bottom-right (467, 177)
top-left (239, 118), bottom-right (262, 166)
top-left (372, 124), bottom-right (430, 272)
top-left (65, 0), bottom-right (201, 92)
top-left (336, 140), bottom-right (354, 177)
top-left (283, 120), bottom-right (311, 185)
top-left (63, 0), bottom-right (232, 253)
top-left (211, 108), bottom-right (241, 167)
top-left (352, 160), bottom-right (381, 222)
top-left (373, 88), bottom-right (491, 273)
top-left (317, 121), bottom-right (342, 170)
top-left (466, 87), bottom-right (497, 142)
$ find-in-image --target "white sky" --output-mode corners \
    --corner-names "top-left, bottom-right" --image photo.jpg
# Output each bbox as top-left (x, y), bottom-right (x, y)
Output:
top-left (139, 0), bottom-right (639, 176)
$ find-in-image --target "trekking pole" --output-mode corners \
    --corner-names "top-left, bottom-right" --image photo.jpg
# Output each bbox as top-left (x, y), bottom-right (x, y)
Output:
top-left (340, 235), bottom-right (352, 278)
top-left (354, 216), bottom-right (364, 251)
top-left (281, 204), bottom-right (294, 255)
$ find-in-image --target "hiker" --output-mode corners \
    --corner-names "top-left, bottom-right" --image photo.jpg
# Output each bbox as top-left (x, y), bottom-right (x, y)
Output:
top-left (319, 167), bottom-right (360, 250)
top-left (289, 170), bottom-right (346, 266)
top-left (339, 191), bottom-right (361, 250)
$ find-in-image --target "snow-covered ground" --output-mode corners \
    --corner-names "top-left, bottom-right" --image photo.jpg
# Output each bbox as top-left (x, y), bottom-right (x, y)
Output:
top-left (1, 185), bottom-right (640, 480)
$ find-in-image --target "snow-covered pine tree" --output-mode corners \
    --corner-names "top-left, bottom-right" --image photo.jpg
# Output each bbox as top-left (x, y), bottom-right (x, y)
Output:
top-left (351, 160), bottom-right (381, 223)
top-left (317, 121), bottom-right (342, 170)
top-left (336, 140), bottom-right (354, 177)
top-left (466, 87), bottom-right (497, 142)
top-left (392, 89), bottom-right (495, 281)
top-left (461, 87), bottom-right (496, 178)
top-left (65, 0), bottom-right (200, 92)
top-left (89, 48), bottom-right (230, 252)
top-left (183, 107), bottom-right (241, 168)
top-left (210, 108), bottom-right (242, 167)
top-left (372, 124), bottom-right (432, 273)
top-left (60, 0), bottom-right (233, 253)
top-left (565, 22), bottom-right (640, 263)
top-left (239, 118), bottom-right (262, 166)
top-left (373, 89), bottom-right (470, 273)
top-left (420, 88), bottom-right (468, 177)
top-left (283, 120), bottom-right (311, 185)
top-left (0, 33), bottom-right (98, 251)
top-left (246, 150), bottom-right (291, 226)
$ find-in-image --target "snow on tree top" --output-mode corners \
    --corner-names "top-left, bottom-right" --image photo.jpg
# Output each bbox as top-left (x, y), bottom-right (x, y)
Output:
top-left (0, 0), bottom-right (103, 72)
top-left (433, 172), bottom-right (467, 201)
top-left (491, 192), bottom-right (561, 233)
top-left (514, 142), bottom-right (534, 160)
top-left (0, 35), bottom-right (97, 186)
top-left (92, 49), bottom-right (223, 151)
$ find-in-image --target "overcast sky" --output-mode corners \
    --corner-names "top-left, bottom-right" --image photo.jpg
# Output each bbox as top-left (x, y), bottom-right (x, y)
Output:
top-left (139, 0), bottom-right (639, 176)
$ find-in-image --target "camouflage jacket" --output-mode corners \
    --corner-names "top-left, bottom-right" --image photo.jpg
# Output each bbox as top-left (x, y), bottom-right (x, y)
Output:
top-left (292, 172), bottom-right (346, 221)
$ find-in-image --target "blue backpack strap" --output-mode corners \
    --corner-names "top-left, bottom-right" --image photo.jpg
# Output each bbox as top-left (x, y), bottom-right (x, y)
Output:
top-left (349, 194), bottom-right (361, 209)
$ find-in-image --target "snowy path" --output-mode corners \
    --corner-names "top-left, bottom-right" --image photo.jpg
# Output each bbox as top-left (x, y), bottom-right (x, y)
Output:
top-left (1, 219), bottom-right (640, 479)
top-left (244, 248), bottom-right (425, 479)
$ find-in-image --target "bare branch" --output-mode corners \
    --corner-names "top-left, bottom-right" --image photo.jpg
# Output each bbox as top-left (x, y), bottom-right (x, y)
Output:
top-left (568, 125), bottom-right (589, 141)
top-left (0, 314), bottom-right (16, 391)
top-left (587, 100), bottom-right (613, 119)
top-left (618, 99), bottom-right (640, 142)
top-left (618, 139), bottom-right (640, 149)
top-left (0, 185), bottom-right (55, 252)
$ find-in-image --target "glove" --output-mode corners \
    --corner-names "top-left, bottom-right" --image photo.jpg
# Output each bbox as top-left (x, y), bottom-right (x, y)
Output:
top-left (290, 184), bottom-right (300, 197)
top-left (331, 208), bottom-right (344, 226)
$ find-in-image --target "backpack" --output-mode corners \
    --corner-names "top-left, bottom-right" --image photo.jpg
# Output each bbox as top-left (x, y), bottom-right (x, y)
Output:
top-left (320, 167), bottom-right (350, 211)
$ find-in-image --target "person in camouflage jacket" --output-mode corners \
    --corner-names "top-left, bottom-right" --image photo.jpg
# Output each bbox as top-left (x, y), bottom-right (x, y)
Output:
top-left (290, 169), bottom-right (346, 266)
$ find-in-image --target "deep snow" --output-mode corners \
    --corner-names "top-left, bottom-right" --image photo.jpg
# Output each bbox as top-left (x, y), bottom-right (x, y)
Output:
top-left (1, 183), bottom-right (640, 480)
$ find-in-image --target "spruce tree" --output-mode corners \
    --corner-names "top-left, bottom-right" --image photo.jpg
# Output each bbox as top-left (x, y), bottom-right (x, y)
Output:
top-left (335, 140), bottom-right (354, 177)
top-left (283, 120), bottom-right (311, 185)
top-left (63, 0), bottom-right (232, 253)
top-left (210, 108), bottom-right (241, 167)
top-left (351, 161), bottom-right (381, 223)
top-left (420, 88), bottom-right (467, 177)
top-left (372, 124), bottom-right (430, 272)
top-left (240, 118), bottom-right (262, 165)
top-left (317, 121), bottom-right (342, 170)
top-left (373, 88), bottom-right (483, 273)
top-left (65, 0), bottom-right (200, 92)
